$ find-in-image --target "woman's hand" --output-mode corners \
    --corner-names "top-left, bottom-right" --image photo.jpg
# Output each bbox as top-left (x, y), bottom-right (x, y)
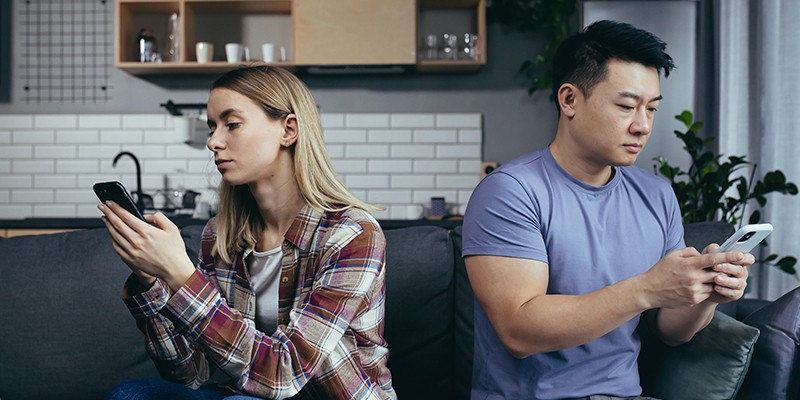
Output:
top-left (99, 201), bottom-right (196, 292)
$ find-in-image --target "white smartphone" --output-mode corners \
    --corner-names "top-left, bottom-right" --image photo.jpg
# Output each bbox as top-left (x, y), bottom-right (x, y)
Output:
top-left (715, 223), bottom-right (773, 253)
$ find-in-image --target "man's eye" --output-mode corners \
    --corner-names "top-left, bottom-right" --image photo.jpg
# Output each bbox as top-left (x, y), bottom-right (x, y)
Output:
top-left (620, 105), bottom-right (634, 111)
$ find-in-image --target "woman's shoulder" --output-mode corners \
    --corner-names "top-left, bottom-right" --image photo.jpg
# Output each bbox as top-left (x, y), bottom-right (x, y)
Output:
top-left (201, 217), bottom-right (219, 240)
top-left (321, 207), bottom-right (383, 238)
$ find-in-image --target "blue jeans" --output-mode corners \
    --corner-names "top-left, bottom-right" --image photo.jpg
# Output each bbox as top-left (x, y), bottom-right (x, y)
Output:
top-left (105, 378), bottom-right (262, 400)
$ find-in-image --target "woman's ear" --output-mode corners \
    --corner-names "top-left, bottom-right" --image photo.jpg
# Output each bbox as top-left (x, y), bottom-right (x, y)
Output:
top-left (281, 114), bottom-right (298, 147)
top-left (557, 83), bottom-right (580, 118)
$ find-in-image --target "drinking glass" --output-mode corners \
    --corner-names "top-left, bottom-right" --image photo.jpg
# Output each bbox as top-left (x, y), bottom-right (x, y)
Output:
top-left (460, 33), bottom-right (479, 61)
top-left (441, 33), bottom-right (457, 60)
top-left (422, 34), bottom-right (438, 60)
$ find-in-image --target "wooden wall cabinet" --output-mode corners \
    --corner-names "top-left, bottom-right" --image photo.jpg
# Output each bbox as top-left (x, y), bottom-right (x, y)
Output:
top-left (293, 0), bottom-right (416, 66)
top-left (115, 0), bottom-right (485, 75)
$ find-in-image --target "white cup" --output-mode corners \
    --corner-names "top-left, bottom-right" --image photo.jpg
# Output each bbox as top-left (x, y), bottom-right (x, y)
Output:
top-left (261, 43), bottom-right (275, 62)
top-left (196, 42), bottom-right (213, 63)
top-left (405, 204), bottom-right (424, 219)
top-left (225, 43), bottom-right (243, 63)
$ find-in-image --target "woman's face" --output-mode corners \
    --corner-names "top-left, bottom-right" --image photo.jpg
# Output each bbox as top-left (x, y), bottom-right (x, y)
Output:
top-left (206, 88), bottom-right (291, 186)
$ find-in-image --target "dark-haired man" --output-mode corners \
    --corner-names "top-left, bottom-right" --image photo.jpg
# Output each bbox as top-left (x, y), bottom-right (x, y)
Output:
top-left (462, 20), bottom-right (752, 399)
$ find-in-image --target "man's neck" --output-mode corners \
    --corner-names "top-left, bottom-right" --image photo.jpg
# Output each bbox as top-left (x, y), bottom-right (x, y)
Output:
top-left (549, 138), bottom-right (615, 187)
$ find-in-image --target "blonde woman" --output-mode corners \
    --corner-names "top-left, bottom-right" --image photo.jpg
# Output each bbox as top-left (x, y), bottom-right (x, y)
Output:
top-left (101, 66), bottom-right (395, 400)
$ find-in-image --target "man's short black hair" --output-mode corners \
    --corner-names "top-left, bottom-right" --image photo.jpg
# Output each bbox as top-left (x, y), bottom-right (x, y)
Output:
top-left (552, 20), bottom-right (675, 113)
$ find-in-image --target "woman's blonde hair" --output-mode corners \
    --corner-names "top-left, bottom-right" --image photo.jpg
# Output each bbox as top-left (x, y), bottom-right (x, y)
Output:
top-left (210, 66), bottom-right (381, 263)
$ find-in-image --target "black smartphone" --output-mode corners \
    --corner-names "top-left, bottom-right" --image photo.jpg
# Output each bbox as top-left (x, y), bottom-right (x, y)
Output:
top-left (93, 181), bottom-right (146, 221)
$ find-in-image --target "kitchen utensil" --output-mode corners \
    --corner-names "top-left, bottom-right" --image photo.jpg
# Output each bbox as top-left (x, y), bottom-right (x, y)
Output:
top-left (441, 33), bottom-right (457, 60)
top-left (460, 33), bottom-right (479, 60)
top-left (196, 42), bottom-right (213, 63)
top-left (182, 190), bottom-right (201, 210)
top-left (167, 13), bottom-right (180, 61)
top-left (225, 43), bottom-right (243, 63)
top-left (137, 28), bottom-right (157, 63)
top-left (262, 43), bottom-right (275, 62)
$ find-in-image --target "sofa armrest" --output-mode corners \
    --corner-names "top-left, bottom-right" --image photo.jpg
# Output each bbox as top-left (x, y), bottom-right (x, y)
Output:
top-left (638, 311), bottom-right (760, 400)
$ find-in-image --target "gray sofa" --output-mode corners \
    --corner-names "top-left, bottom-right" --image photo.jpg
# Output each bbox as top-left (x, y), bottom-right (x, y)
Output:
top-left (0, 222), bottom-right (798, 399)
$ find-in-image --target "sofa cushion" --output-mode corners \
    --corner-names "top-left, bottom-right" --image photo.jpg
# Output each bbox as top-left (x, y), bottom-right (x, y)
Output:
top-left (639, 311), bottom-right (760, 400)
top-left (383, 226), bottom-right (455, 399)
top-left (737, 286), bottom-right (800, 399)
top-left (0, 225), bottom-right (204, 400)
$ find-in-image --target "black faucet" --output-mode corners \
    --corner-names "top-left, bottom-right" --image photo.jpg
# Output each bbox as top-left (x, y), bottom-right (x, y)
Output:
top-left (112, 151), bottom-right (144, 212)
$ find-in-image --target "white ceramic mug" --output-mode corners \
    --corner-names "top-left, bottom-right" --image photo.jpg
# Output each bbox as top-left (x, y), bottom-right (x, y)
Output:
top-left (261, 43), bottom-right (275, 62)
top-left (225, 43), bottom-right (243, 63)
top-left (196, 42), bottom-right (213, 63)
top-left (405, 204), bottom-right (424, 219)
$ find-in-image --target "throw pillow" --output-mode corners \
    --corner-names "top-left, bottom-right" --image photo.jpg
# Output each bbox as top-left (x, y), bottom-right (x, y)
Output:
top-left (737, 286), bottom-right (800, 399)
top-left (639, 311), bottom-right (760, 400)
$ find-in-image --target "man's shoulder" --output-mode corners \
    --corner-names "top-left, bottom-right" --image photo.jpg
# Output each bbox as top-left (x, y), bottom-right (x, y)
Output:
top-left (618, 165), bottom-right (674, 193)
top-left (482, 148), bottom-right (553, 190)
top-left (495, 147), bottom-right (550, 174)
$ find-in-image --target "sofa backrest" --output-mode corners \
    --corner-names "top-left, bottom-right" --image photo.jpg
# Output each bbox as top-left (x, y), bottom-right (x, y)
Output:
top-left (0, 228), bottom-right (162, 399)
top-left (383, 225), bottom-right (460, 399)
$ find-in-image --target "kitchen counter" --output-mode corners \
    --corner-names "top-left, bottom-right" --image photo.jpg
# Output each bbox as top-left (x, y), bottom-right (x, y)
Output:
top-left (0, 217), bottom-right (463, 231)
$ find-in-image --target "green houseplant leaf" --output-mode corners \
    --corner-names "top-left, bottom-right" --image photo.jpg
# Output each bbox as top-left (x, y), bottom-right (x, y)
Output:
top-left (655, 111), bottom-right (799, 276)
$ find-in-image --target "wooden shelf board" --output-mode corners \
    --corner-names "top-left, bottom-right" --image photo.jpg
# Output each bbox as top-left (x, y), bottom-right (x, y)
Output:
top-left (117, 1), bottom-right (181, 13)
top-left (415, 59), bottom-right (484, 72)
top-left (117, 61), bottom-right (295, 75)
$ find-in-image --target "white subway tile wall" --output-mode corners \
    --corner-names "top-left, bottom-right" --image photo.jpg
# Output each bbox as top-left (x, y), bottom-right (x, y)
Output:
top-left (0, 113), bottom-right (482, 220)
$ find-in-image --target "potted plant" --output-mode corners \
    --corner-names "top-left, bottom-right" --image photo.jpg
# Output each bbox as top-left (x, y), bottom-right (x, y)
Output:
top-left (487, 0), bottom-right (578, 96)
top-left (654, 110), bottom-right (799, 275)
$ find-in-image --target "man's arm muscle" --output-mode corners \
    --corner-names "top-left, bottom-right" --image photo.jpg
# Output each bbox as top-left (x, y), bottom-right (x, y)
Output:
top-left (466, 255), bottom-right (651, 358)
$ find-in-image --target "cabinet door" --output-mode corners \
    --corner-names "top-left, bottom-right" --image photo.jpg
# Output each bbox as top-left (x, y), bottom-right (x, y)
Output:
top-left (293, 0), bottom-right (416, 65)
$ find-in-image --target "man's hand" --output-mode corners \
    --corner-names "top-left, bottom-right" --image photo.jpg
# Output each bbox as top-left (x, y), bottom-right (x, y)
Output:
top-left (99, 200), bottom-right (196, 292)
top-left (641, 247), bottom-right (751, 309)
top-left (702, 243), bottom-right (752, 304)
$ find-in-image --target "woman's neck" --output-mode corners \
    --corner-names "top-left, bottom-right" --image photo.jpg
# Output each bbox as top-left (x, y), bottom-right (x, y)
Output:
top-left (249, 161), bottom-right (307, 251)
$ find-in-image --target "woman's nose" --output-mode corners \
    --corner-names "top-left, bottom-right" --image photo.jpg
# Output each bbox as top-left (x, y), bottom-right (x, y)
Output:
top-left (207, 129), bottom-right (222, 151)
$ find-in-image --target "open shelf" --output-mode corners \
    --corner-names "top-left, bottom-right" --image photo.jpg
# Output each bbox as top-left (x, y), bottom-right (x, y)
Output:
top-left (117, 0), bottom-right (485, 75)
top-left (117, 60), bottom-right (294, 75)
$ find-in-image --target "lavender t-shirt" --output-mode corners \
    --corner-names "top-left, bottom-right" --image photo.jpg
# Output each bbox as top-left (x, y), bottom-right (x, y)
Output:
top-left (462, 148), bottom-right (684, 400)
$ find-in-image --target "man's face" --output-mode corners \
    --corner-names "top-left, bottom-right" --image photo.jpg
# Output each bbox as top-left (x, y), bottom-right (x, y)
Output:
top-left (570, 59), bottom-right (662, 168)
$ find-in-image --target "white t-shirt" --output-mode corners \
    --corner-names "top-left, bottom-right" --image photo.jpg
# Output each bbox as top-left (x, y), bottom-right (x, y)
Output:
top-left (246, 246), bottom-right (282, 334)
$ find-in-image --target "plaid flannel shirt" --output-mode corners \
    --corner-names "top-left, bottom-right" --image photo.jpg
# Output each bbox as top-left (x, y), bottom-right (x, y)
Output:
top-left (122, 206), bottom-right (396, 399)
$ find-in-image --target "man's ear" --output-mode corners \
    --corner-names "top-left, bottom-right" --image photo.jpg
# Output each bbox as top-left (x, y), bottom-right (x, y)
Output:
top-left (281, 114), bottom-right (298, 147)
top-left (557, 84), bottom-right (580, 118)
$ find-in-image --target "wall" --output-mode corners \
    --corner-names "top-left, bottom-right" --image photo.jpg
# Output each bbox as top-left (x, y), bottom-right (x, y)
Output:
top-left (0, 112), bottom-right (481, 220)
top-left (0, 1), bottom-right (709, 220)
top-left (582, 0), bottom-right (700, 172)
top-left (0, 1), bottom-right (554, 165)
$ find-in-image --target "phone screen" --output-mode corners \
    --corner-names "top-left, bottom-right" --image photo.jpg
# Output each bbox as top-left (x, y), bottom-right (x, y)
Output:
top-left (93, 181), bottom-right (146, 220)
